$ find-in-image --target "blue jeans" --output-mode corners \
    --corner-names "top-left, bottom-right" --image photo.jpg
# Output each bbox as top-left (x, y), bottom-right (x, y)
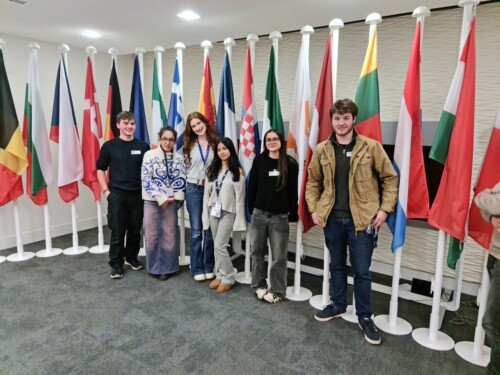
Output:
top-left (185, 183), bottom-right (214, 276)
top-left (323, 216), bottom-right (375, 318)
top-left (483, 254), bottom-right (500, 375)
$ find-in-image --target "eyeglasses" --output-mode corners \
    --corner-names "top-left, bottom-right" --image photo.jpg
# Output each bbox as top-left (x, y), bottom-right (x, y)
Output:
top-left (160, 138), bottom-right (176, 143)
top-left (265, 137), bottom-right (280, 143)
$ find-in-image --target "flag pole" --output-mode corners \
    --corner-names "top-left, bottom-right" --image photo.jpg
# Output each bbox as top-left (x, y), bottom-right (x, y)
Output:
top-left (287, 25), bottom-right (314, 302)
top-left (412, 0), bottom-right (478, 351)
top-left (375, 6), bottom-right (430, 335)
top-left (201, 40), bottom-right (212, 69)
top-left (6, 199), bottom-right (35, 262)
top-left (26, 43), bottom-right (62, 258)
top-left (309, 18), bottom-right (344, 310)
top-left (455, 250), bottom-right (491, 365)
top-left (154, 46), bottom-right (165, 94)
top-left (59, 44), bottom-right (88, 256)
top-left (174, 42), bottom-right (189, 266)
top-left (223, 38), bottom-right (235, 65)
top-left (342, 13), bottom-right (382, 324)
top-left (86, 46), bottom-right (109, 255)
top-left (235, 33), bottom-right (259, 285)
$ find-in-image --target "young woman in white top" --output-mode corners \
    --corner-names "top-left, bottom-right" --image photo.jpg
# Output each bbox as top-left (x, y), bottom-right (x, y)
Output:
top-left (183, 112), bottom-right (219, 281)
top-left (202, 137), bottom-right (246, 293)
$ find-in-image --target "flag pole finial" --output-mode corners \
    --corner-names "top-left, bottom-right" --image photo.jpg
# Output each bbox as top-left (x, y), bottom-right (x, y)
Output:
top-left (174, 42), bottom-right (185, 50)
top-left (269, 31), bottom-right (282, 41)
top-left (246, 34), bottom-right (259, 42)
top-left (224, 38), bottom-right (235, 47)
top-left (300, 25), bottom-right (314, 35)
top-left (365, 13), bottom-right (382, 25)
top-left (154, 45), bottom-right (165, 54)
top-left (58, 44), bottom-right (70, 53)
top-left (28, 42), bottom-right (40, 50)
top-left (412, 6), bottom-right (431, 18)
top-left (201, 40), bottom-right (213, 49)
top-left (134, 47), bottom-right (145, 55)
top-left (108, 47), bottom-right (119, 58)
top-left (459, 0), bottom-right (480, 6)
top-left (329, 19), bottom-right (344, 32)
top-left (86, 46), bottom-right (97, 55)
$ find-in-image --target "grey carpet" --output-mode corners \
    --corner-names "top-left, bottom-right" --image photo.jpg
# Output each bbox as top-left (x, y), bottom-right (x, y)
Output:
top-left (0, 228), bottom-right (485, 375)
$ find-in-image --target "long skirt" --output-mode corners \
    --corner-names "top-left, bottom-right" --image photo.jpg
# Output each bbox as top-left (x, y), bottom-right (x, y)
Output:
top-left (143, 200), bottom-right (179, 275)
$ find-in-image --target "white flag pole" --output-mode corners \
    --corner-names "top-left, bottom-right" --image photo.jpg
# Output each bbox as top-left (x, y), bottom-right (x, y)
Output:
top-left (25, 43), bottom-right (62, 258)
top-left (6, 199), bottom-right (35, 262)
top-left (341, 13), bottom-right (382, 324)
top-left (85, 46), bottom-right (109, 255)
top-left (201, 40), bottom-right (212, 68)
top-left (412, 0), bottom-right (478, 351)
top-left (175, 42), bottom-right (189, 266)
top-left (374, 6), bottom-right (430, 335)
top-left (309, 18), bottom-right (344, 310)
top-left (235, 34), bottom-right (259, 285)
top-left (154, 46), bottom-right (165, 94)
top-left (455, 250), bottom-right (491, 365)
top-left (287, 25), bottom-right (314, 302)
top-left (58, 44), bottom-right (88, 256)
top-left (223, 38), bottom-right (235, 65)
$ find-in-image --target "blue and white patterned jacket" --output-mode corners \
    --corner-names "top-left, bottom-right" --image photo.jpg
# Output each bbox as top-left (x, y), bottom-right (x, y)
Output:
top-left (141, 148), bottom-right (186, 206)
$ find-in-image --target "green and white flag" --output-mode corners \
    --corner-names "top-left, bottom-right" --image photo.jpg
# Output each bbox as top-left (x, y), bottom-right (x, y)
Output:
top-left (151, 55), bottom-right (167, 147)
top-left (262, 46), bottom-right (284, 142)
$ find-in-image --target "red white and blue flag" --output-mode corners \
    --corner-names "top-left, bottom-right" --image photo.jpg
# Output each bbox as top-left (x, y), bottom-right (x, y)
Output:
top-left (167, 58), bottom-right (184, 151)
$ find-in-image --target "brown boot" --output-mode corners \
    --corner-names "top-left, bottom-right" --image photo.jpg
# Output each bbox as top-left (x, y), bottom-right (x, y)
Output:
top-left (216, 282), bottom-right (233, 293)
top-left (209, 278), bottom-right (221, 289)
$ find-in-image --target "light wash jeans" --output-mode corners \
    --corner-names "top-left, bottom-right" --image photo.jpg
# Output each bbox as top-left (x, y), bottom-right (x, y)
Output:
top-left (209, 211), bottom-right (237, 285)
top-left (250, 208), bottom-right (289, 298)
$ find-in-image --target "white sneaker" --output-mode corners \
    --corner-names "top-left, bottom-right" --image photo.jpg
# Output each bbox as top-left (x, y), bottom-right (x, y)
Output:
top-left (263, 293), bottom-right (283, 304)
top-left (194, 274), bottom-right (206, 281)
top-left (255, 288), bottom-right (268, 300)
top-left (205, 272), bottom-right (215, 280)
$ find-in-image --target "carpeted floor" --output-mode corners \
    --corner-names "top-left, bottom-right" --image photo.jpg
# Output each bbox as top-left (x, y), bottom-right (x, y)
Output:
top-left (0, 227), bottom-right (485, 375)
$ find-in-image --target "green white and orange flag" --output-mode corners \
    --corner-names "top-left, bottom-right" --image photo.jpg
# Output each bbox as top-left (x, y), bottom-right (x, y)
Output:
top-left (428, 18), bottom-right (476, 269)
top-left (354, 22), bottom-right (382, 143)
top-left (0, 48), bottom-right (28, 206)
top-left (23, 48), bottom-right (54, 206)
top-left (198, 54), bottom-right (216, 128)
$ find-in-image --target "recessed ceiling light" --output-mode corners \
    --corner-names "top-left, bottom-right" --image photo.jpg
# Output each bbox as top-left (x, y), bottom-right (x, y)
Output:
top-left (81, 30), bottom-right (101, 39)
top-left (177, 10), bottom-right (200, 21)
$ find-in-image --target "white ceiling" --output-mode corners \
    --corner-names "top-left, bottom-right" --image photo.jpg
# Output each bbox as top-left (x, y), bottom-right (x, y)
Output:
top-left (0, 0), bottom-right (460, 54)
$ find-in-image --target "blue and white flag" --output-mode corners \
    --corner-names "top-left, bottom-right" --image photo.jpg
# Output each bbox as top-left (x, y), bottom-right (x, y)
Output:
top-left (215, 52), bottom-right (237, 150)
top-left (167, 58), bottom-right (184, 151)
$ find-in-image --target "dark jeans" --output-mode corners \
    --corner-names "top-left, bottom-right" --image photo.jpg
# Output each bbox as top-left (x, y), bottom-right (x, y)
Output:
top-left (250, 208), bottom-right (289, 298)
top-left (107, 193), bottom-right (143, 270)
top-left (484, 254), bottom-right (500, 375)
top-left (185, 183), bottom-right (214, 275)
top-left (323, 216), bottom-right (375, 318)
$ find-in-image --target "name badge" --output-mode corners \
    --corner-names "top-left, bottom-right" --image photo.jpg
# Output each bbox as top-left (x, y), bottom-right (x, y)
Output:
top-left (166, 188), bottom-right (174, 197)
top-left (131, 150), bottom-right (142, 155)
top-left (210, 202), bottom-right (222, 218)
top-left (346, 151), bottom-right (352, 157)
top-left (269, 169), bottom-right (280, 177)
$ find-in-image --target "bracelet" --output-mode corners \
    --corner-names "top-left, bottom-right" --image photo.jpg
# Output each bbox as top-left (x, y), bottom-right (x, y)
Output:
top-left (102, 188), bottom-right (109, 194)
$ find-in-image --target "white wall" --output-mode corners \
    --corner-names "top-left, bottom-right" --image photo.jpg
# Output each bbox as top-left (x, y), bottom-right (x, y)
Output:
top-left (0, 34), bottom-right (134, 250)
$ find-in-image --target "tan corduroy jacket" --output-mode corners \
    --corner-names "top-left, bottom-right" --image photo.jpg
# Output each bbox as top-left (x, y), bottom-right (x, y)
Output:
top-left (305, 133), bottom-right (398, 231)
top-left (475, 182), bottom-right (500, 260)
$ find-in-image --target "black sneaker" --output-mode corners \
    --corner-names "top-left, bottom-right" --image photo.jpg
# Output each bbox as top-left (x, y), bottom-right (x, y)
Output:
top-left (110, 268), bottom-right (124, 279)
top-left (314, 303), bottom-right (346, 322)
top-left (359, 317), bottom-right (382, 345)
top-left (124, 259), bottom-right (144, 271)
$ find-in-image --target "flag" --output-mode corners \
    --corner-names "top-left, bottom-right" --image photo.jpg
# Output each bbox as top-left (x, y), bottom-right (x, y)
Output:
top-left (387, 19), bottom-right (429, 251)
top-left (286, 31), bottom-right (312, 227)
top-left (0, 49), bottom-right (28, 206)
top-left (468, 108), bottom-right (500, 250)
top-left (130, 55), bottom-right (149, 144)
top-left (82, 57), bottom-right (102, 201)
top-left (216, 52), bottom-right (237, 150)
top-left (428, 19), bottom-right (476, 269)
top-left (262, 46), bottom-right (284, 137)
top-left (301, 36), bottom-right (334, 232)
top-left (198, 54), bottom-right (216, 128)
top-left (151, 55), bottom-right (167, 147)
top-left (239, 46), bottom-right (261, 222)
top-left (22, 48), bottom-right (54, 206)
top-left (50, 55), bottom-right (83, 203)
top-left (167, 58), bottom-right (184, 151)
top-left (354, 23), bottom-right (383, 143)
top-left (104, 58), bottom-right (122, 141)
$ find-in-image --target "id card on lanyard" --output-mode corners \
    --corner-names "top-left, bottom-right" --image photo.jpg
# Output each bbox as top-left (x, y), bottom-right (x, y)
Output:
top-left (210, 170), bottom-right (229, 218)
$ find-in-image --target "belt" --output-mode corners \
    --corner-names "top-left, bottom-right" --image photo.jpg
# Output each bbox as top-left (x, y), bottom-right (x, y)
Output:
top-left (187, 178), bottom-right (205, 186)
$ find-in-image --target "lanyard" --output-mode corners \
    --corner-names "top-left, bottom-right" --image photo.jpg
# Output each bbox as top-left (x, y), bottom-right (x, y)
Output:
top-left (162, 151), bottom-right (172, 183)
top-left (197, 142), bottom-right (210, 166)
top-left (215, 170), bottom-right (229, 197)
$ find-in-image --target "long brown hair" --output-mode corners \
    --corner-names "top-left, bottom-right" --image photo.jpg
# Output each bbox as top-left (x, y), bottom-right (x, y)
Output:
top-left (183, 111), bottom-right (218, 165)
top-left (263, 129), bottom-right (296, 191)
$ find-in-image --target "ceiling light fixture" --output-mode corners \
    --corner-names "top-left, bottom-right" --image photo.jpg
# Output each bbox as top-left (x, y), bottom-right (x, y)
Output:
top-left (81, 30), bottom-right (101, 39)
top-left (177, 10), bottom-right (200, 21)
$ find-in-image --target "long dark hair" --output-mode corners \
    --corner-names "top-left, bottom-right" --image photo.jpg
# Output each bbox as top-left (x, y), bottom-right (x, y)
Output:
top-left (183, 111), bottom-right (218, 165)
top-left (263, 129), bottom-right (296, 191)
top-left (206, 137), bottom-right (242, 183)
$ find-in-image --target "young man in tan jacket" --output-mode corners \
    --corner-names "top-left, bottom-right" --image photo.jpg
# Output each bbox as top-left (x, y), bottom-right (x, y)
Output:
top-left (306, 98), bottom-right (398, 345)
top-left (475, 182), bottom-right (500, 375)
